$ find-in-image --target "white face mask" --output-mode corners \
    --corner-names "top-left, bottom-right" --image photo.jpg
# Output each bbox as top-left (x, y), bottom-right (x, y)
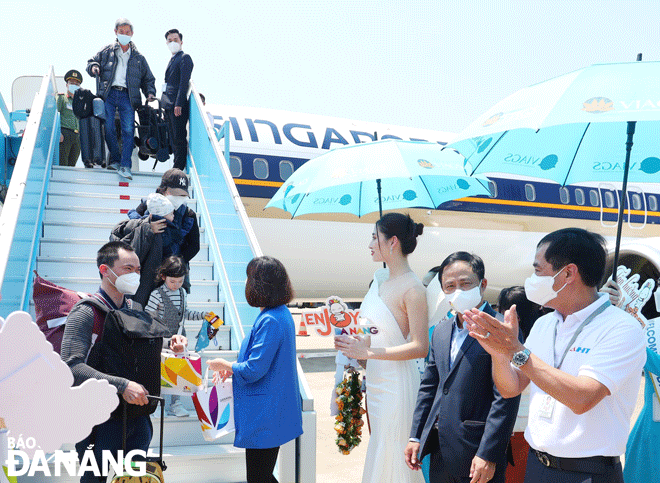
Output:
top-left (449, 285), bottom-right (483, 314)
top-left (117, 33), bottom-right (132, 46)
top-left (108, 268), bottom-right (141, 295)
top-left (524, 267), bottom-right (567, 306)
top-left (166, 194), bottom-right (187, 210)
top-left (167, 41), bottom-right (181, 54)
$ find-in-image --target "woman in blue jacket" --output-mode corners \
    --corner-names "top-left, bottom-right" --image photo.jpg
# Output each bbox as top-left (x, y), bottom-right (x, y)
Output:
top-left (208, 256), bottom-right (302, 483)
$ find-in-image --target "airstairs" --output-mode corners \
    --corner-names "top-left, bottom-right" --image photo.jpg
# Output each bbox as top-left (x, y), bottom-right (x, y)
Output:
top-left (0, 69), bottom-right (315, 483)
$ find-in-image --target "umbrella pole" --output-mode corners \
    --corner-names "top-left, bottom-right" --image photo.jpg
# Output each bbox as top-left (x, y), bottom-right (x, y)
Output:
top-left (611, 121), bottom-right (636, 281)
top-left (377, 178), bottom-right (385, 269)
top-left (611, 53), bottom-right (642, 282)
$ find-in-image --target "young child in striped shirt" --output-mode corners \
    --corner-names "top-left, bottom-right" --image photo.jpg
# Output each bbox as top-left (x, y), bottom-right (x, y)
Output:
top-left (147, 255), bottom-right (210, 417)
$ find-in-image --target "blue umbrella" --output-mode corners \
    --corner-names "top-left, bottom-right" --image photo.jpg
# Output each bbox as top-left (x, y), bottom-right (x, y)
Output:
top-left (265, 139), bottom-right (491, 218)
top-left (448, 57), bottom-right (660, 275)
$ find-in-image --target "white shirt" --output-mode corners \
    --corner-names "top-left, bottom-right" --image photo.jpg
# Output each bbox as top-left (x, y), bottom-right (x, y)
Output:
top-left (112, 46), bottom-right (131, 88)
top-left (523, 293), bottom-right (645, 457)
top-left (449, 302), bottom-right (486, 367)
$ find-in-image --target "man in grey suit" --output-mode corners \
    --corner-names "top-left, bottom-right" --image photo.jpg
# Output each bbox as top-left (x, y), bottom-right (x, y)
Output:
top-left (405, 252), bottom-right (520, 483)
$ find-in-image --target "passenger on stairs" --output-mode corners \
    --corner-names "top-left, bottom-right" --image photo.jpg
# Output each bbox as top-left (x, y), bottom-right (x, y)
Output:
top-left (146, 255), bottom-right (211, 417)
top-left (57, 69), bottom-right (83, 167)
top-left (124, 169), bottom-right (200, 305)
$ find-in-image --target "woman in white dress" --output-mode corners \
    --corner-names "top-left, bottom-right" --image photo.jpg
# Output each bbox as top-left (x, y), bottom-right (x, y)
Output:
top-left (335, 213), bottom-right (428, 483)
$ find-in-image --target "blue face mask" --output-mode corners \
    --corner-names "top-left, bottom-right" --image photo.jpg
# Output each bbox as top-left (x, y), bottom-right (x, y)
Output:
top-left (117, 34), bottom-right (131, 46)
top-left (68, 84), bottom-right (80, 94)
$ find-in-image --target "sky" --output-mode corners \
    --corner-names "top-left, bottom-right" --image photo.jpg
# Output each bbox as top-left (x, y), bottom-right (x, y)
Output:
top-left (2, 0), bottom-right (660, 134)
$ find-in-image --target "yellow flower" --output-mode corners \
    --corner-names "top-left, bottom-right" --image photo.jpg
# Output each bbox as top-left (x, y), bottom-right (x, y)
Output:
top-left (342, 449), bottom-right (351, 455)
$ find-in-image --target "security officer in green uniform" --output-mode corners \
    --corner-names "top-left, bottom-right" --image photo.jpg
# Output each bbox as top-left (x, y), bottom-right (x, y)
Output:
top-left (57, 69), bottom-right (83, 167)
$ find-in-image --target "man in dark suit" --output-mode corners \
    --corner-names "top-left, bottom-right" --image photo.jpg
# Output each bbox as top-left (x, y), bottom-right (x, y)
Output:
top-left (405, 252), bottom-right (520, 483)
top-left (162, 28), bottom-right (194, 170)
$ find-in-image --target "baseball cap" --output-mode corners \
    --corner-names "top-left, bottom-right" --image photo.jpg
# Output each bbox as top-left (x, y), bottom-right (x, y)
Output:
top-left (160, 169), bottom-right (189, 196)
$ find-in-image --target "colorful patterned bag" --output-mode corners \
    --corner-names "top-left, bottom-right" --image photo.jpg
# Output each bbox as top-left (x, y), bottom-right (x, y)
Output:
top-left (191, 369), bottom-right (234, 441)
top-left (160, 349), bottom-right (203, 395)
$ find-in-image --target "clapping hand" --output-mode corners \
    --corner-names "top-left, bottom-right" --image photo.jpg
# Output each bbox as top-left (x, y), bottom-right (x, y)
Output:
top-left (463, 306), bottom-right (523, 359)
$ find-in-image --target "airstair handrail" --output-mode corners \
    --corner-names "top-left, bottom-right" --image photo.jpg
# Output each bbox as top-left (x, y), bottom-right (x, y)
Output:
top-left (189, 84), bottom-right (263, 258)
top-left (0, 68), bottom-right (57, 299)
top-left (0, 92), bottom-right (10, 132)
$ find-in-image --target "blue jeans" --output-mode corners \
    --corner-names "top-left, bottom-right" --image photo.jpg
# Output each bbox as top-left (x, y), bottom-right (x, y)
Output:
top-left (104, 89), bottom-right (135, 168)
top-left (75, 414), bottom-right (153, 483)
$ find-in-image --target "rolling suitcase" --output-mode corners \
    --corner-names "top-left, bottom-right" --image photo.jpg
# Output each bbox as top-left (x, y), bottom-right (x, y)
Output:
top-left (111, 396), bottom-right (167, 483)
top-left (79, 115), bottom-right (106, 166)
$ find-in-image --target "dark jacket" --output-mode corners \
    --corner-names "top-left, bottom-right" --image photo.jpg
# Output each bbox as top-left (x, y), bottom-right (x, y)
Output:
top-left (128, 199), bottom-right (200, 264)
top-left (162, 51), bottom-right (194, 110)
top-left (410, 303), bottom-right (521, 483)
top-left (109, 217), bottom-right (163, 307)
top-left (87, 41), bottom-right (156, 108)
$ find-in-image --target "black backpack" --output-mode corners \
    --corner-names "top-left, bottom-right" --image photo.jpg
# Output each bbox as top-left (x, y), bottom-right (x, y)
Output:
top-left (80, 297), bottom-right (171, 419)
top-left (72, 88), bottom-right (96, 119)
top-left (135, 99), bottom-right (171, 166)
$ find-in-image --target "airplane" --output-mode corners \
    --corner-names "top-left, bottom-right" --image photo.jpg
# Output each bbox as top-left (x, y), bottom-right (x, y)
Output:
top-left (202, 103), bottom-right (660, 309)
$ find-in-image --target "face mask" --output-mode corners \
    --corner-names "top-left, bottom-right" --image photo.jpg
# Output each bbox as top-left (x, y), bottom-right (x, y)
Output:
top-left (524, 267), bottom-right (567, 306)
top-left (166, 194), bottom-right (187, 210)
top-left (117, 34), bottom-right (132, 46)
top-left (167, 41), bottom-right (181, 54)
top-left (108, 268), bottom-right (140, 295)
top-left (449, 285), bottom-right (483, 314)
top-left (68, 84), bottom-right (80, 94)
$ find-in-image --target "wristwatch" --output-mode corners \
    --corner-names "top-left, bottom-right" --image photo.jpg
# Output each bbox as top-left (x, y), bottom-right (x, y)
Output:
top-left (511, 348), bottom-right (531, 368)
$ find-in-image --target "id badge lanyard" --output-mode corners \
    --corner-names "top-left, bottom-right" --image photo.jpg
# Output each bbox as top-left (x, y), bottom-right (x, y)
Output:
top-left (552, 300), bottom-right (611, 370)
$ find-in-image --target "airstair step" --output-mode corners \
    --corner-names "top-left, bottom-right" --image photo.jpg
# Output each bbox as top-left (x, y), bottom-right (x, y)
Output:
top-left (42, 278), bottom-right (219, 303)
top-left (42, 221), bottom-right (205, 243)
top-left (39, 238), bottom-right (210, 261)
top-left (48, 178), bottom-right (164, 197)
top-left (43, 206), bottom-right (201, 225)
top-left (50, 165), bottom-right (162, 184)
top-left (46, 192), bottom-right (198, 211)
top-left (36, 257), bottom-right (214, 280)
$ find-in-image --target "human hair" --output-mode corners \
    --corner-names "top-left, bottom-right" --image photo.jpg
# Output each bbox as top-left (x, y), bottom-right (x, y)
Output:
top-left (165, 28), bottom-right (182, 41)
top-left (538, 228), bottom-right (606, 287)
top-left (375, 213), bottom-right (424, 255)
top-left (437, 251), bottom-right (485, 283)
top-left (114, 18), bottom-right (133, 32)
top-left (245, 256), bottom-right (294, 308)
top-left (498, 286), bottom-right (544, 340)
top-left (96, 241), bottom-right (134, 278)
top-left (155, 256), bottom-right (188, 286)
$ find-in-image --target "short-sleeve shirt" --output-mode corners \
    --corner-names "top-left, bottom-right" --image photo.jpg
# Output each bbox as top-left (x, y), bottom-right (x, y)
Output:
top-left (523, 293), bottom-right (645, 457)
top-left (56, 93), bottom-right (79, 131)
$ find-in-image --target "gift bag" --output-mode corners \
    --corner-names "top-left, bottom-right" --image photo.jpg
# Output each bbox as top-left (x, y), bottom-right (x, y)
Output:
top-left (160, 349), bottom-right (203, 395)
top-left (191, 369), bottom-right (235, 441)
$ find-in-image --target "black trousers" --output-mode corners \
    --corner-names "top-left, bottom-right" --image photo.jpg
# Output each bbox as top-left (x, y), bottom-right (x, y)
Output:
top-left (166, 106), bottom-right (189, 170)
top-left (245, 447), bottom-right (280, 483)
top-left (524, 448), bottom-right (624, 483)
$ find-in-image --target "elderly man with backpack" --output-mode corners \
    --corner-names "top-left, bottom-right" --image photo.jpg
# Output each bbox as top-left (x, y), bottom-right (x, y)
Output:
top-left (61, 241), bottom-right (186, 483)
top-left (87, 18), bottom-right (156, 180)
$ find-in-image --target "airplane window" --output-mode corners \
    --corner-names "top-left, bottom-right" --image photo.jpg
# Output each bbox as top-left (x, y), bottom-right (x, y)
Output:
top-left (575, 188), bottom-right (585, 206)
top-left (254, 158), bottom-right (269, 180)
top-left (229, 156), bottom-right (242, 177)
top-left (604, 191), bottom-right (616, 208)
top-left (524, 183), bottom-right (536, 202)
top-left (631, 193), bottom-right (642, 211)
top-left (589, 190), bottom-right (599, 207)
top-left (649, 195), bottom-right (658, 212)
top-left (487, 180), bottom-right (497, 198)
top-left (559, 187), bottom-right (570, 204)
top-left (279, 161), bottom-right (294, 181)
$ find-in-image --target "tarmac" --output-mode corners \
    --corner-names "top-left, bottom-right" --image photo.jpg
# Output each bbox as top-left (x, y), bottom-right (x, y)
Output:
top-left (295, 332), bottom-right (645, 483)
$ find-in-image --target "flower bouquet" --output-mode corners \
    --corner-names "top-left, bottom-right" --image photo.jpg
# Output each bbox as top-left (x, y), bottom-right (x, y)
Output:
top-left (334, 367), bottom-right (366, 454)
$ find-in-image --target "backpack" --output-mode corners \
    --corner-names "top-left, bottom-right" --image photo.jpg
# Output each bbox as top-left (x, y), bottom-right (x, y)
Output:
top-left (80, 297), bottom-right (171, 419)
top-left (135, 99), bottom-right (171, 165)
top-left (32, 272), bottom-right (104, 354)
top-left (72, 88), bottom-right (96, 119)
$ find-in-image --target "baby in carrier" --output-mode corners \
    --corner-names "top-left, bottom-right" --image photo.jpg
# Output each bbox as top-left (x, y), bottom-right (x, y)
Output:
top-left (147, 255), bottom-right (210, 417)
